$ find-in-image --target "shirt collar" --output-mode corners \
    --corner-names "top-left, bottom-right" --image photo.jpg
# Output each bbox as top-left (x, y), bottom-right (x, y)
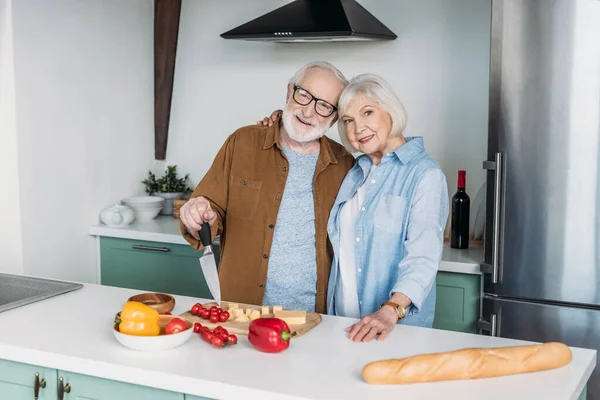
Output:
top-left (392, 136), bottom-right (425, 164)
top-left (356, 136), bottom-right (425, 174)
top-left (263, 116), bottom-right (338, 165)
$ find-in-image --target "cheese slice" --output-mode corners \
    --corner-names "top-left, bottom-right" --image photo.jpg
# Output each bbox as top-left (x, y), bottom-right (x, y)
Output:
top-left (249, 309), bottom-right (261, 320)
top-left (235, 314), bottom-right (250, 322)
top-left (245, 308), bottom-right (252, 317)
top-left (261, 306), bottom-right (270, 315)
top-left (273, 310), bottom-right (306, 325)
top-left (272, 305), bottom-right (283, 313)
top-left (232, 308), bottom-right (244, 318)
top-left (228, 303), bottom-right (239, 311)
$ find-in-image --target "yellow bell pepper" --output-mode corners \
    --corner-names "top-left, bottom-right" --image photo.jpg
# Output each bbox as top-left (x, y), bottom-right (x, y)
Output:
top-left (117, 301), bottom-right (160, 336)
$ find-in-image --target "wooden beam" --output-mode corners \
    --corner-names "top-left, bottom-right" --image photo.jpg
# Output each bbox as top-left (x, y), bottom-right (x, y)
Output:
top-left (154, 0), bottom-right (182, 160)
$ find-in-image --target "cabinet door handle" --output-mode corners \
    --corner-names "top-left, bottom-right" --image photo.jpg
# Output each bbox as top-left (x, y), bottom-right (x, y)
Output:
top-left (58, 376), bottom-right (71, 400)
top-left (131, 245), bottom-right (170, 252)
top-left (34, 372), bottom-right (46, 399)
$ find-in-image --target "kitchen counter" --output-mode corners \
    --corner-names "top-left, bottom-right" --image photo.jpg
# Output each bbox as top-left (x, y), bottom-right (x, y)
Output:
top-left (0, 282), bottom-right (595, 400)
top-left (89, 216), bottom-right (483, 275)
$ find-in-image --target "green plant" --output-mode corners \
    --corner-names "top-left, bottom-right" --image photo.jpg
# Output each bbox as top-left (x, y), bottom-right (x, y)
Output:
top-left (142, 165), bottom-right (192, 195)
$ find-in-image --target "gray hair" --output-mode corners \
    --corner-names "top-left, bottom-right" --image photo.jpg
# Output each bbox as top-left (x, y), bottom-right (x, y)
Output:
top-left (337, 73), bottom-right (408, 153)
top-left (289, 61), bottom-right (349, 89)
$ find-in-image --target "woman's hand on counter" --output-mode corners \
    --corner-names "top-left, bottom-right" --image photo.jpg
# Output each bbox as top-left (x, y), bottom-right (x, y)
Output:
top-left (346, 307), bottom-right (399, 342)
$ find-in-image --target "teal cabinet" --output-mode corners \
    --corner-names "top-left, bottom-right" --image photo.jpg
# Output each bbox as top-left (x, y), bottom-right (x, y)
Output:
top-left (0, 359), bottom-right (58, 400)
top-left (100, 237), bottom-right (215, 298)
top-left (433, 271), bottom-right (481, 333)
top-left (58, 370), bottom-right (183, 400)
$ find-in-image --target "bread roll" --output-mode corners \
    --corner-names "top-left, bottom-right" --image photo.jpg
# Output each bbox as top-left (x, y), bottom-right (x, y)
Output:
top-left (362, 342), bottom-right (572, 384)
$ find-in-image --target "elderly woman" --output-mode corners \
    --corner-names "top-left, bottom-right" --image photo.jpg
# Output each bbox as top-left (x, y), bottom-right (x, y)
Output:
top-left (257, 73), bottom-right (448, 342)
top-left (326, 73), bottom-right (448, 342)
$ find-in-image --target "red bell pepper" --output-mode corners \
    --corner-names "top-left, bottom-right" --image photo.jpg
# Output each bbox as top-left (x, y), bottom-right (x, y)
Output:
top-left (248, 318), bottom-right (296, 353)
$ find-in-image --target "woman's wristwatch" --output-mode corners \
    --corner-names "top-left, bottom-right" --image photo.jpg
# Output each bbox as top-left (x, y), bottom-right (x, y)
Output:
top-left (380, 301), bottom-right (406, 320)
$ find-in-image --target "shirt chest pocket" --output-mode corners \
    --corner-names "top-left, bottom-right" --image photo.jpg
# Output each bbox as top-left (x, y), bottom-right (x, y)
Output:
top-left (228, 175), bottom-right (262, 220)
top-left (374, 194), bottom-right (407, 234)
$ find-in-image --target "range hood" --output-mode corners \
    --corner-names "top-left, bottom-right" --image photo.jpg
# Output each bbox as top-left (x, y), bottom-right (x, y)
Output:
top-left (220, 0), bottom-right (397, 42)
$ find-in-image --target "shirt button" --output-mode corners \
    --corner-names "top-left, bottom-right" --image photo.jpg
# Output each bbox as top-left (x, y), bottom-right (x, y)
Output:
top-left (242, 180), bottom-right (248, 185)
top-left (371, 179), bottom-right (376, 184)
top-left (355, 237), bottom-right (360, 242)
top-left (276, 194), bottom-right (281, 200)
top-left (259, 284), bottom-right (264, 288)
top-left (283, 166), bottom-right (288, 171)
top-left (269, 224), bottom-right (274, 229)
top-left (263, 254), bottom-right (269, 259)
top-left (359, 301), bottom-right (363, 305)
top-left (357, 268), bottom-right (362, 273)
top-left (361, 207), bottom-right (365, 212)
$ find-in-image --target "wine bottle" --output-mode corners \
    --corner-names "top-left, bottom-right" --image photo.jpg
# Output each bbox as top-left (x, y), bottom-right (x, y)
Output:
top-left (451, 170), bottom-right (470, 249)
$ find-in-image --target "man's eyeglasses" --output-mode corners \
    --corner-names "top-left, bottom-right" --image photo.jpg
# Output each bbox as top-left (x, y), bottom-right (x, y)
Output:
top-left (292, 85), bottom-right (338, 118)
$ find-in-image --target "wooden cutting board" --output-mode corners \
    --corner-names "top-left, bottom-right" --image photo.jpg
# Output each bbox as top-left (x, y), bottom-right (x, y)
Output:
top-left (179, 301), bottom-right (322, 338)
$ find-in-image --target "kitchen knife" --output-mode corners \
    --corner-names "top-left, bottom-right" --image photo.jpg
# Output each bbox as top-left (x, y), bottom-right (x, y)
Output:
top-left (198, 222), bottom-right (221, 305)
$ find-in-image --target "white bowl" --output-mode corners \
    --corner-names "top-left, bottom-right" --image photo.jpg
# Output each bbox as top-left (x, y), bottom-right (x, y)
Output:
top-left (113, 315), bottom-right (194, 352)
top-left (132, 207), bottom-right (162, 221)
top-left (123, 196), bottom-right (164, 208)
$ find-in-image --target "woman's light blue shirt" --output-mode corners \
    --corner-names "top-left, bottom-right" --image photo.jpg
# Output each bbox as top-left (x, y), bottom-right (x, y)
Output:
top-left (326, 137), bottom-right (449, 327)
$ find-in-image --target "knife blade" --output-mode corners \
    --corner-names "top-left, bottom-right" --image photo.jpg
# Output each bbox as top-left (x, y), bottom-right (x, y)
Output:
top-left (198, 222), bottom-right (221, 305)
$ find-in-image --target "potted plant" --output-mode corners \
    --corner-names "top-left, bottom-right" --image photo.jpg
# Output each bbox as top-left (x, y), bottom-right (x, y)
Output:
top-left (142, 165), bottom-right (193, 215)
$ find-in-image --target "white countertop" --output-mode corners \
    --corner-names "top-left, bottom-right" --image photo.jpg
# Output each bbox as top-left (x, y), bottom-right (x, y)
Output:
top-left (0, 282), bottom-right (594, 400)
top-left (89, 217), bottom-right (483, 275)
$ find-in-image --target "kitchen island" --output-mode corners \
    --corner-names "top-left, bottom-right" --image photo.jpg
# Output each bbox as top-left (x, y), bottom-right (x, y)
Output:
top-left (0, 282), bottom-right (595, 400)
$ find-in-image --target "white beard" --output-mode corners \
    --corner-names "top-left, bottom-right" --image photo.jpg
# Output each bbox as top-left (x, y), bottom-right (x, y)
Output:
top-left (282, 108), bottom-right (329, 143)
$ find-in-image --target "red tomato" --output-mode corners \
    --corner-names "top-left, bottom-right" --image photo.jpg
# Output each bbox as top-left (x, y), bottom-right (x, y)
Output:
top-left (228, 334), bottom-right (238, 345)
top-left (219, 311), bottom-right (230, 322)
top-left (209, 306), bottom-right (218, 312)
top-left (193, 323), bottom-right (202, 333)
top-left (213, 326), bottom-right (223, 334)
top-left (200, 309), bottom-right (210, 319)
top-left (211, 336), bottom-right (224, 348)
top-left (220, 328), bottom-right (229, 336)
top-left (201, 330), bottom-right (214, 342)
top-left (210, 314), bottom-right (219, 324)
top-left (201, 326), bottom-right (211, 333)
top-left (164, 318), bottom-right (188, 335)
top-left (191, 303), bottom-right (202, 315)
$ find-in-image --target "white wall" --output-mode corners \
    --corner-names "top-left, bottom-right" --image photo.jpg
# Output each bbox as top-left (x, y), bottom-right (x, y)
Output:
top-left (0, 0), bottom-right (24, 275)
top-left (167, 0), bottom-right (491, 206)
top-left (6, 0), bottom-right (154, 282)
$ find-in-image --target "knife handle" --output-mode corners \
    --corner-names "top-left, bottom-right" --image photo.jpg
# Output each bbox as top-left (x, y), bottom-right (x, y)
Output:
top-left (199, 222), bottom-right (212, 247)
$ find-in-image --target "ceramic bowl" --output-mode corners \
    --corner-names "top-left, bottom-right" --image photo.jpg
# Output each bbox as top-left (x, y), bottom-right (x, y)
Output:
top-left (113, 314), bottom-right (193, 352)
top-left (127, 292), bottom-right (175, 314)
top-left (122, 196), bottom-right (164, 221)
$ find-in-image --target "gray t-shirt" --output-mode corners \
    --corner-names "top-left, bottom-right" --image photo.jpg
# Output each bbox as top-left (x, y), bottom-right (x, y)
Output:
top-left (262, 146), bottom-right (319, 312)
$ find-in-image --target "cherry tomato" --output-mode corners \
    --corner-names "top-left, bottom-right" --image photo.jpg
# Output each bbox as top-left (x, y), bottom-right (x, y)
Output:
top-left (191, 303), bottom-right (202, 315)
top-left (219, 333), bottom-right (229, 342)
top-left (210, 314), bottom-right (219, 324)
top-left (200, 309), bottom-right (210, 319)
top-left (213, 326), bottom-right (223, 334)
top-left (164, 318), bottom-right (188, 335)
top-left (227, 334), bottom-right (238, 345)
top-left (220, 328), bottom-right (229, 336)
top-left (201, 326), bottom-right (211, 333)
top-left (210, 306), bottom-right (218, 312)
top-left (201, 330), bottom-right (214, 342)
top-left (193, 323), bottom-right (202, 333)
top-left (211, 336), bottom-right (224, 348)
top-left (219, 311), bottom-right (230, 322)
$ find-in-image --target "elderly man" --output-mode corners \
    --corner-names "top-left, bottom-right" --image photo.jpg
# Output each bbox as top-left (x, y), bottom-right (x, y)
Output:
top-left (180, 62), bottom-right (355, 313)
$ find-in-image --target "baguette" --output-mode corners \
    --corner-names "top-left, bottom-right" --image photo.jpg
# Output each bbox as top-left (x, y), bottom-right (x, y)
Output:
top-left (362, 342), bottom-right (572, 384)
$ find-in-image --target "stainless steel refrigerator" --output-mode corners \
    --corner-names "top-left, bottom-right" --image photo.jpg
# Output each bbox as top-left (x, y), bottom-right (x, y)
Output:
top-left (478, 0), bottom-right (600, 398)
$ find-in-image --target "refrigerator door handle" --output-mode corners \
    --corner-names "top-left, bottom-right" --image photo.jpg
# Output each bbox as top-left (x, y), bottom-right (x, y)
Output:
top-left (481, 152), bottom-right (504, 283)
top-left (478, 313), bottom-right (498, 337)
